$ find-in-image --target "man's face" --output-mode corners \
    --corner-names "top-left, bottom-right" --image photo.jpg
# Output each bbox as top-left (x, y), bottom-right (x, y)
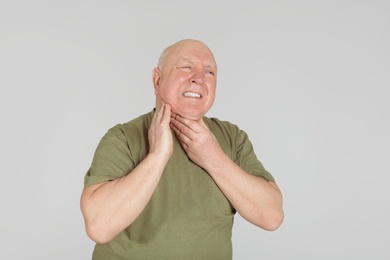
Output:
top-left (153, 42), bottom-right (217, 121)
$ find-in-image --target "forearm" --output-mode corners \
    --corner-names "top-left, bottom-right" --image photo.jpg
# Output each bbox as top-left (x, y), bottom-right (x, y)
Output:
top-left (80, 152), bottom-right (169, 244)
top-left (205, 154), bottom-right (284, 231)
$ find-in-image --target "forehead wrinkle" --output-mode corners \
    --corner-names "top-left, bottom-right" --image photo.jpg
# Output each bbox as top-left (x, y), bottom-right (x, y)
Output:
top-left (157, 40), bottom-right (217, 71)
top-left (176, 58), bottom-right (195, 65)
top-left (176, 58), bottom-right (217, 70)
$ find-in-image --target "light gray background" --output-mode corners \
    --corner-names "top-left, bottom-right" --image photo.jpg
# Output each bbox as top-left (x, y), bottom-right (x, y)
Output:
top-left (1, 1), bottom-right (389, 259)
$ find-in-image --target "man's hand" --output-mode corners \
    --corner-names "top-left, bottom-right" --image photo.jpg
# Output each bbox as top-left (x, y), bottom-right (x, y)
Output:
top-left (149, 102), bottom-right (173, 160)
top-left (170, 114), bottom-right (284, 230)
top-left (170, 114), bottom-right (225, 171)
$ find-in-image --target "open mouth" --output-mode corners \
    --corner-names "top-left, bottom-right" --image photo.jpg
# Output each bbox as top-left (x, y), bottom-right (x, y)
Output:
top-left (182, 91), bottom-right (202, 98)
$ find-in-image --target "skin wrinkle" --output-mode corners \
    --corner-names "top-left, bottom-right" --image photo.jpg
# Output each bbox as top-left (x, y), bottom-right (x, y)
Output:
top-left (80, 39), bottom-right (283, 249)
top-left (153, 39), bottom-right (217, 122)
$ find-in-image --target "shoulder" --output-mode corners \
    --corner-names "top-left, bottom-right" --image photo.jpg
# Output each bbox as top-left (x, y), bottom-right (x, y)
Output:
top-left (107, 110), bottom-right (153, 139)
top-left (96, 111), bottom-right (153, 162)
top-left (204, 116), bottom-right (251, 155)
top-left (204, 116), bottom-right (244, 138)
top-left (121, 111), bottom-right (153, 134)
top-left (98, 111), bottom-right (153, 149)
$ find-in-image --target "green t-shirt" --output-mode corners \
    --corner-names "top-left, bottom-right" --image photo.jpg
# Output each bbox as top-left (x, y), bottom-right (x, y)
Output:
top-left (84, 110), bottom-right (274, 260)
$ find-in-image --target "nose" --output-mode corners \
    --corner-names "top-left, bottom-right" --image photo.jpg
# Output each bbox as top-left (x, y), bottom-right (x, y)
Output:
top-left (190, 69), bottom-right (204, 84)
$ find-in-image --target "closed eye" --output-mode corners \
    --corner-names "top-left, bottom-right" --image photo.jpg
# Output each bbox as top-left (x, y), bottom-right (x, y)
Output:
top-left (206, 69), bottom-right (215, 76)
top-left (180, 65), bottom-right (193, 71)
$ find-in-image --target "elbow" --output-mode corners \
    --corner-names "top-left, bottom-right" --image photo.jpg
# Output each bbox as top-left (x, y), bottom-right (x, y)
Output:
top-left (82, 209), bottom-right (116, 244)
top-left (262, 184), bottom-right (284, 231)
top-left (262, 209), bottom-right (284, 231)
top-left (85, 221), bottom-right (116, 244)
top-left (251, 207), bottom-right (284, 231)
top-left (81, 191), bottom-right (117, 244)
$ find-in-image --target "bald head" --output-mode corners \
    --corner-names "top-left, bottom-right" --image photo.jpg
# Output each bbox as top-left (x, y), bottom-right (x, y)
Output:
top-left (152, 39), bottom-right (218, 121)
top-left (157, 39), bottom-right (217, 70)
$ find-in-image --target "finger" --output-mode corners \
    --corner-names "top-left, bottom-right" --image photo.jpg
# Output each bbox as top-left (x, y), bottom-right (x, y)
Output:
top-left (161, 103), bottom-right (171, 125)
top-left (170, 120), bottom-right (192, 142)
top-left (173, 114), bottom-right (201, 133)
top-left (153, 101), bottom-right (165, 124)
top-left (170, 117), bottom-right (193, 139)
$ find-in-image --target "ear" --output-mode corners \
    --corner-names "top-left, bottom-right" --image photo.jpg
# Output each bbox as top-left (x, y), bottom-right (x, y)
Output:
top-left (152, 68), bottom-right (161, 95)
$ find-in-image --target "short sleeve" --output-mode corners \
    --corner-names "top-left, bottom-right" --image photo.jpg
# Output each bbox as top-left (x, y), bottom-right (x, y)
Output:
top-left (84, 125), bottom-right (135, 188)
top-left (206, 117), bottom-right (275, 182)
top-left (235, 129), bottom-right (275, 182)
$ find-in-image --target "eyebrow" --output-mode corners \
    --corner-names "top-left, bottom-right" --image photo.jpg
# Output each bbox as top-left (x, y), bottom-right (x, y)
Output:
top-left (176, 59), bottom-right (194, 65)
top-left (176, 58), bottom-right (217, 69)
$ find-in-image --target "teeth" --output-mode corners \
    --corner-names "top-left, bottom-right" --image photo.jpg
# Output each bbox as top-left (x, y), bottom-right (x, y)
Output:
top-left (183, 92), bottom-right (201, 98)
